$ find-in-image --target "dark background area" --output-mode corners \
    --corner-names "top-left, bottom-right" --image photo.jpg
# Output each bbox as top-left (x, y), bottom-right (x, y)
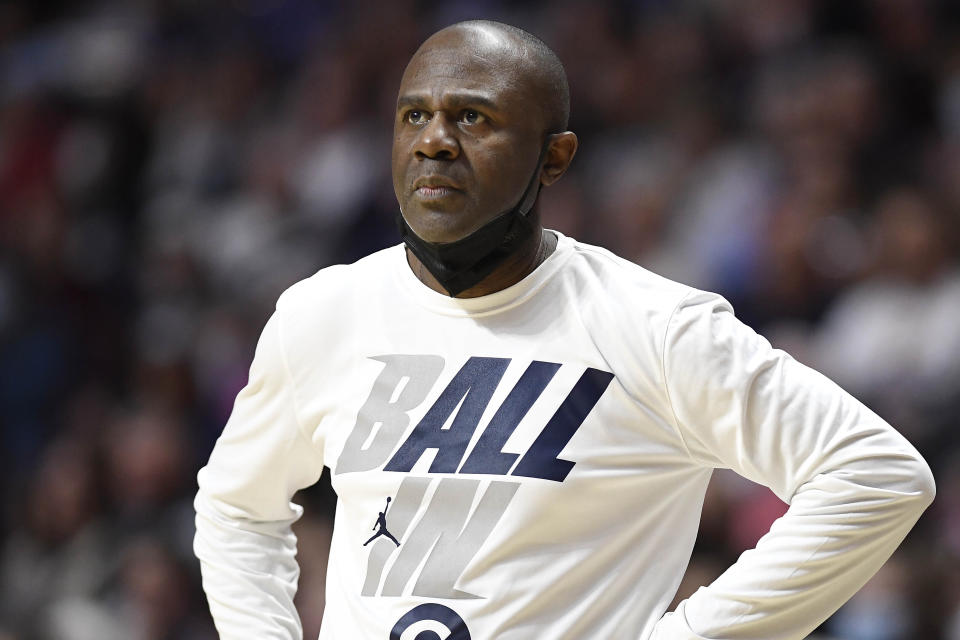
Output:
top-left (1, 1), bottom-right (959, 638)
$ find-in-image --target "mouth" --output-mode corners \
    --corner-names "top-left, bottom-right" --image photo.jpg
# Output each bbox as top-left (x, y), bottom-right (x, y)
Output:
top-left (415, 185), bottom-right (461, 200)
top-left (413, 175), bottom-right (463, 195)
top-left (413, 175), bottom-right (462, 192)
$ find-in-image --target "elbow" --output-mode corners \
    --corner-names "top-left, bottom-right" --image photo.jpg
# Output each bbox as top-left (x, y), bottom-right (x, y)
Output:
top-left (911, 456), bottom-right (936, 509)
top-left (891, 452), bottom-right (936, 516)
top-left (848, 447), bottom-right (936, 515)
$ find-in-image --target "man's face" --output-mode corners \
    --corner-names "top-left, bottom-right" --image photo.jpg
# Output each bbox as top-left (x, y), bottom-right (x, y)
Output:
top-left (392, 29), bottom-right (546, 244)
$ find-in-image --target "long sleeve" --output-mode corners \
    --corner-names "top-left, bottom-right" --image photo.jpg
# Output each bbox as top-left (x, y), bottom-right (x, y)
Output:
top-left (651, 291), bottom-right (935, 640)
top-left (194, 310), bottom-right (324, 640)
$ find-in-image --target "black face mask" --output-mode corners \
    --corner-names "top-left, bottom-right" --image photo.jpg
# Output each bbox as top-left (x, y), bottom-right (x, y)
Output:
top-left (397, 141), bottom-right (550, 297)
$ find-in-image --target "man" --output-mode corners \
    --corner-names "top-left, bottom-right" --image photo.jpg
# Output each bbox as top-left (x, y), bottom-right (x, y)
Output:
top-left (194, 20), bottom-right (935, 640)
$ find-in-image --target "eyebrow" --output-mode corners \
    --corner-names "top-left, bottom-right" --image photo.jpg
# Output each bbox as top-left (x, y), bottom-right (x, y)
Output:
top-left (396, 93), bottom-right (500, 113)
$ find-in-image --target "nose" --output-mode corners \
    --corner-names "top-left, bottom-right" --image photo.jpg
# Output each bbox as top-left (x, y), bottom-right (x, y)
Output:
top-left (414, 113), bottom-right (459, 160)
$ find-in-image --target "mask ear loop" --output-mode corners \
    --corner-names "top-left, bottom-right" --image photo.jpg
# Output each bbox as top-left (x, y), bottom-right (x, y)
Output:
top-left (397, 135), bottom-right (555, 297)
top-left (516, 136), bottom-right (553, 217)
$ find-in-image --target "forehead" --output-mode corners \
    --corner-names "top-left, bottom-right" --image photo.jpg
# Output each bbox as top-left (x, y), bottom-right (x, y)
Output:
top-left (398, 31), bottom-right (533, 107)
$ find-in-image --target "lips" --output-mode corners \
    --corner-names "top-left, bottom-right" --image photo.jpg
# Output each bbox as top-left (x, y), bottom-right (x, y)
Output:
top-left (413, 176), bottom-right (463, 192)
top-left (415, 186), bottom-right (459, 201)
top-left (412, 176), bottom-right (464, 202)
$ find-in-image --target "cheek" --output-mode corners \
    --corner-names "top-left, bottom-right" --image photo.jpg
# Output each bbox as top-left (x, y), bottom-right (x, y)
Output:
top-left (391, 141), bottom-right (410, 188)
top-left (475, 143), bottom-right (537, 196)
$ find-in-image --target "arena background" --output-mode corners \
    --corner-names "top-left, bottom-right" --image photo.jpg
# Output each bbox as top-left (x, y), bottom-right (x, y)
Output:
top-left (1, 1), bottom-right (958, 638)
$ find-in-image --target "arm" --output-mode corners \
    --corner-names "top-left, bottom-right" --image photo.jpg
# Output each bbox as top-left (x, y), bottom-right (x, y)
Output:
top-left (652, 292), bottom-right (935, 640)
top-left (194, 310), bottom-right (324, 640)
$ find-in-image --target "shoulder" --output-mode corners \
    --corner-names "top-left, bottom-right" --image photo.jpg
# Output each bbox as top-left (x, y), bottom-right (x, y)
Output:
top-left (554, 234), bottom-right (710, 326)
top-left (268, 244), bottom-right (405, 353)
top-left (275, 244), bottom-right (404, 315)
top-left (546, 234), bottom-right (736, 395)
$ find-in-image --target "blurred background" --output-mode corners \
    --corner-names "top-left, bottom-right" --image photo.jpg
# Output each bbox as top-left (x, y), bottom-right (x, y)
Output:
top-left (0, 0), bottom-right (958, 638)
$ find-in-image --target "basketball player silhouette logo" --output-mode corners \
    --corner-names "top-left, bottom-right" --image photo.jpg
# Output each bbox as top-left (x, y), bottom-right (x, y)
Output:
top-left (363, 496), bottom-right (401, 547)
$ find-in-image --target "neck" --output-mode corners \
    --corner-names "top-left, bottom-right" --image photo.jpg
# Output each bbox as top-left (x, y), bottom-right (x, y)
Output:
top-left (406, 227), bottom-right (556, 298)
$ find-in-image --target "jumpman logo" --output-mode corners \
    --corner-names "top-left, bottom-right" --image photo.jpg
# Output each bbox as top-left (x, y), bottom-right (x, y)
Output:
top-left (363, 496), bottom-right (401, 547)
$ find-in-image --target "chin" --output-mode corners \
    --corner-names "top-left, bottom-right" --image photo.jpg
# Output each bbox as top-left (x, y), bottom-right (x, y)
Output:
top-left (415, 225), bottom-right (471, 244)
top-left (404, 208), bottom-right (478, 244)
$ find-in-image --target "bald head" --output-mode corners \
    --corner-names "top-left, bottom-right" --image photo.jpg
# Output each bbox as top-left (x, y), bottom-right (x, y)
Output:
top-left (409, 20), bottom-right (570, 133)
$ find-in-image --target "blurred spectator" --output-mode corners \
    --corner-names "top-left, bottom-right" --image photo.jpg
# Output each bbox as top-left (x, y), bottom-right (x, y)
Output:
top-left (812, 188), bottom-right (960, 453)
top-left (0, 437), bottom-right (112, 637)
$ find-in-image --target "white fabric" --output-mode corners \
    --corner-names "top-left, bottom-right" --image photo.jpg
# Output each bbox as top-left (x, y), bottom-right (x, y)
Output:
top-left (195, 231), bottom-right (934, 640)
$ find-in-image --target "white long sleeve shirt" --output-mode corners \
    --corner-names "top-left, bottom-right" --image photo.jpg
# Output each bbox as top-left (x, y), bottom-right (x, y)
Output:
top-left (194, 231), bottom-right (934, 640)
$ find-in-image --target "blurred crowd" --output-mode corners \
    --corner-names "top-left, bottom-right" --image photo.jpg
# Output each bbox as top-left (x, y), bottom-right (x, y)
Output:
top-left (0, 1), bottom-right (958, 639)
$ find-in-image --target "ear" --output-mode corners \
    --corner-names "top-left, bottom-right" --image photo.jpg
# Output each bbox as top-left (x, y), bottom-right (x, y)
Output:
top-left (540, 131), bottom-right (578, 186)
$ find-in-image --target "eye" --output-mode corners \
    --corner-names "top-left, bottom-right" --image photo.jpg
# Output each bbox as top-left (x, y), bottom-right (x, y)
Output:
top-left (405, 110), bottom-right (428, 125)
top-left (460, 110), bottom-right (485, 124)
